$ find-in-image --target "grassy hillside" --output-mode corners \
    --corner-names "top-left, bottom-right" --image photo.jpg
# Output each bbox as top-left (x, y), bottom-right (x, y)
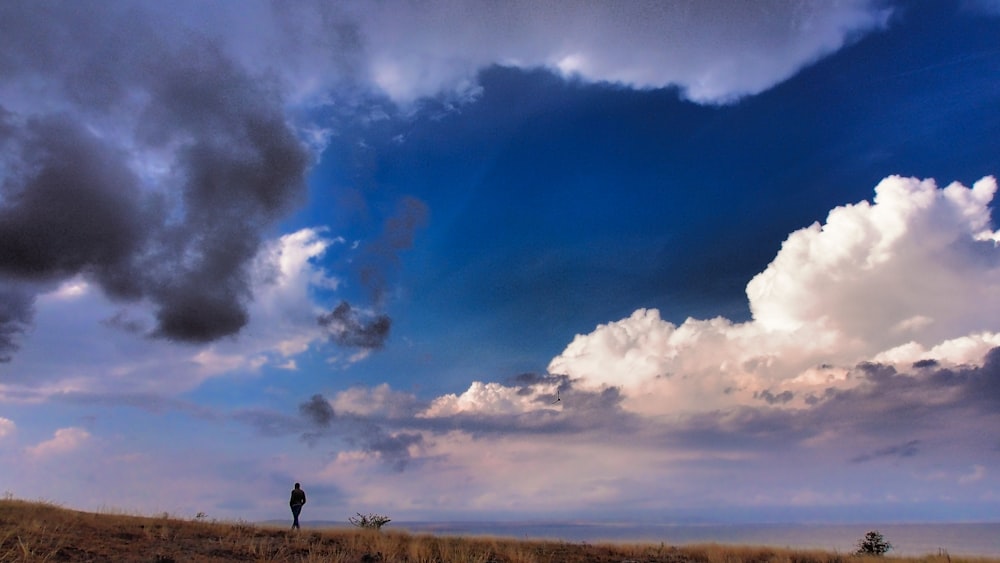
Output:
top-left (1, 498), bottom-right (996, 563)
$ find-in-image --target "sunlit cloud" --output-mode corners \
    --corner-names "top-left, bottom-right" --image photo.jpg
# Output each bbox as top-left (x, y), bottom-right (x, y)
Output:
top-left (26, 427), bottom-right (90, 459)
top-left (548, 176), bottom-right (1000, 415)
top-left (346, 0), bottom-right (891, 105)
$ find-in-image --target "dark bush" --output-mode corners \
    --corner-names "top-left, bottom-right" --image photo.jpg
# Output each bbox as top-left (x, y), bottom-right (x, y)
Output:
top-left (856, 530), bottom-right (892, 556)
top-left (348, 512), bottom-right (391, 530)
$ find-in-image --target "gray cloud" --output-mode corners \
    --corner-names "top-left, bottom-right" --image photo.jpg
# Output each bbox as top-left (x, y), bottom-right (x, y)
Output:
top-left (299, 394), bottom-right (335, 427)
top-left (505, 372), bottom-right (570, 400)
top-left (318, 301), bottom-right (392, 350)
top-left (233, 409), bottom-right (307, 438)
top-left (669, 406), bottom-right (809, 452)
top-left (55, 391), bottom-right (218, 419)
top-left (663, 348), bottom-right (1000, 463)
top-left (100, 311), bottom-right (147, 336)
top-left (244, 348), bottom-right (1000, 473)
top-left (0, 114), bottom-right (149, 282)
top-left (240, 375), bottom-right (636, 472)
top-left (0, 2), bottom-right (310, 352)
top-left (291, 392), bottom-right (423, 471)
top-left (850, 439), bottom-right (921, 463)
top-left (754, 389), bottom-right (795, 405)
top-left (357, 195), bottom-right (429, 305)
top-left (349, 428), bottom-right (424, 472)
top-left (0, 283), bottom-right (33, 362)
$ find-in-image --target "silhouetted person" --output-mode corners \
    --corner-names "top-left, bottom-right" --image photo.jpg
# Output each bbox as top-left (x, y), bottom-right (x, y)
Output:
top-left (289, 482), bottom-right (306, 530)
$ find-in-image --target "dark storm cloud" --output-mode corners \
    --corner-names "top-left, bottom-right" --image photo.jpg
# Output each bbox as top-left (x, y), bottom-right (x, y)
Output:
top-left (0, 2), bottom-right (310, 352)
top-left (0, 114), bottom-right (151, 283)
top-left (318, 301), bottom-right (392, 350)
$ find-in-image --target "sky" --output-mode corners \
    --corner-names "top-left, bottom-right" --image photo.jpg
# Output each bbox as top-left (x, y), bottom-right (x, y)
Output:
top-left (1, 0), bottom-right (1000, 526)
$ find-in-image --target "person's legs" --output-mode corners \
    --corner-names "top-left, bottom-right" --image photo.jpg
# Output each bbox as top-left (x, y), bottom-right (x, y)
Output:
top-left (291, 504), bottom-right (302, 529)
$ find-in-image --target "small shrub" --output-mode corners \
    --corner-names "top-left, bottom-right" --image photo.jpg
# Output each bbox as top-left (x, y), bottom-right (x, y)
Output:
top-left (230, 519), bottom-right (255, 535)
top-left (856, 530), bottom-right (892, 556)
top-left (348, 512), bottom-right (392, 530)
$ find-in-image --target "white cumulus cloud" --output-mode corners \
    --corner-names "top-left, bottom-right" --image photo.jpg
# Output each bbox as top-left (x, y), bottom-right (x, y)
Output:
top-left (422, 380), bottom-right (560, 417)
top-left (546, 175), bottom-right (1000, 415)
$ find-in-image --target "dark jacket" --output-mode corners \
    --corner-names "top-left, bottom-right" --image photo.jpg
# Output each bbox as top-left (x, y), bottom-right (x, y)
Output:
top-left (290, 488), bottom-right (306, 507)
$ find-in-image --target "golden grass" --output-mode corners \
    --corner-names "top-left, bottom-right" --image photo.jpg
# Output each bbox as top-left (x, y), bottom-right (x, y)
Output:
top-left (1, 498), bottom-right (998, 563)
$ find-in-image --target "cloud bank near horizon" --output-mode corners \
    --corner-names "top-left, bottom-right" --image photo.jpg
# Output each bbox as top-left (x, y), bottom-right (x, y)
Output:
top-left (221, 175), bottom-right (1000, 518)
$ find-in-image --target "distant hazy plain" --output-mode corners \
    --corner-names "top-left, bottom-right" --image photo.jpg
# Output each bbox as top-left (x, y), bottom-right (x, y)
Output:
top-left (378, 522), bottom-right (1000, 557)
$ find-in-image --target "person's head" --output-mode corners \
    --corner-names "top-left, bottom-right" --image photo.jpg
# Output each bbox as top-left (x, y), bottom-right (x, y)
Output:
top-left (294, 483), bottom-right (300, 489)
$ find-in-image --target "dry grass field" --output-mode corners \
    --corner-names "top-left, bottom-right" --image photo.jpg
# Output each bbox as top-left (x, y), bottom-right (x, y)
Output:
top-left (1, 498), bottom-right (997, 563)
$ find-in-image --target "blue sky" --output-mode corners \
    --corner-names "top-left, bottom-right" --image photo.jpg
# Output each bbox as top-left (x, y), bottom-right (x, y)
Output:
top-left (2, 0), bottom-right (1000, 525)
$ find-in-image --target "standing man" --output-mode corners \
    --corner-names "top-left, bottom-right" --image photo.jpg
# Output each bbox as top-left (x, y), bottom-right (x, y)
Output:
top-left (289, 482), bottom-right (307, 530)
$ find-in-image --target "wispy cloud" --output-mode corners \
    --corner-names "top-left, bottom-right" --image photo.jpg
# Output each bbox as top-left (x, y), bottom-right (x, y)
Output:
top-left (851, 440), bottom-right (921, 463)
top-left (959, 464), bottom-right (987, 484)
top-left (0, 416), bottom-right (14, 439)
